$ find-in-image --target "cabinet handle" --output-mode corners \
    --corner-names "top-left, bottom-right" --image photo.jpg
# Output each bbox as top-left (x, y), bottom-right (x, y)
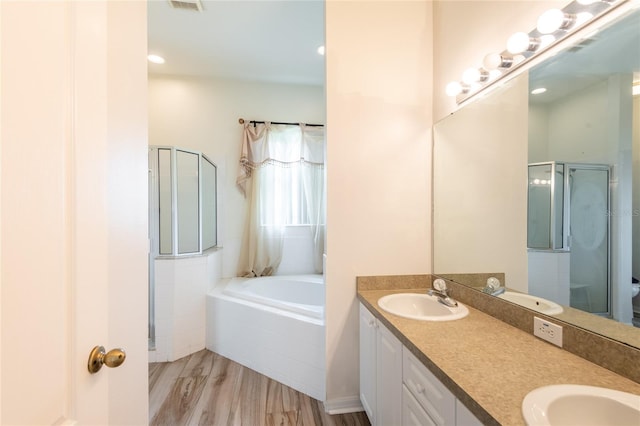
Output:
top-left (368, 319), bottom-right (375, 327)
top-left (416, 383), bottom-right (426, 394)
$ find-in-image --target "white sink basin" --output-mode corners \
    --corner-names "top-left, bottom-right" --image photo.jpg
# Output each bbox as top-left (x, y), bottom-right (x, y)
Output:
top-left (377, 293), bottom-right (469, 321)
top-left (522, 384), bottom-right (640, 426)
top-left (498, 291), bottom-right (563, 315)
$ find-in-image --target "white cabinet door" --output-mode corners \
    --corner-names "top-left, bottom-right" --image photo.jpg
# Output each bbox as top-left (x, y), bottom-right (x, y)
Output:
top-left (360, 304), bottom-right (378, 423)
top-left (376, 318), bottom-right (403, 426)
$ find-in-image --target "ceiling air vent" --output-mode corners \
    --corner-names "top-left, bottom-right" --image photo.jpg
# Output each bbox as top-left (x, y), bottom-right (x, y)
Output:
top-left (168, 0), bottom-right (203, 12)
top-left (568, 38), bottom-right (595, 53)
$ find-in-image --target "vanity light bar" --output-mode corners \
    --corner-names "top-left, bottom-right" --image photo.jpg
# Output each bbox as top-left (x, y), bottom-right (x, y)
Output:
top-left (446, 0), bottom-right (625, 104)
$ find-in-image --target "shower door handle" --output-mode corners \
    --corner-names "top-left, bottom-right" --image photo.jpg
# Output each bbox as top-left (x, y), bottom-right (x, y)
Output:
top-left (87, 345), bottom-right (126, 374)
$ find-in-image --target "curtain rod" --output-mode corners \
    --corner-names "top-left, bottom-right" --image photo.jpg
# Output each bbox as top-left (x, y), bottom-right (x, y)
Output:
top-left (238, 118), bottom-right (324, 127)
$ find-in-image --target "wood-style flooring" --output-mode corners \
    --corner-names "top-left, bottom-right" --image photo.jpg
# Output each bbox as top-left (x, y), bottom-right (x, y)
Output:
top-left (149, 349), bottom-right (371, 426)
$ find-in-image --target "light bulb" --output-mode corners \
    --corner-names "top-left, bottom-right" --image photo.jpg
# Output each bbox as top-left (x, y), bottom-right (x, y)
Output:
top-left (507, 32), bottom-right (538, 54)
top-left (462, 68), bottom-right (480, 84)
top-left (539, 35), bottom-right (556, 49)
top-left (317, 45), bottom-right (325, 55)
top-left (446, 81), bottom-right (463, 97)
top-left (489, 69), bottom-right (502, 80)
top-left (483, 53), bottom-right (513, 70)
top-left (468, 82), bottom-right (482, 93)
top-left (576, 12), bottom-right (594, 26)
top-left (512, 54), bottom-right (526, 65)
top-left (147, 54), bottom-right (165, 64)
top-left (531, 87), bottom-right (547, 95)
top-left (462, 68), bottom-right (489, 85)
top-left (537, 9), bottom-right (575, 34)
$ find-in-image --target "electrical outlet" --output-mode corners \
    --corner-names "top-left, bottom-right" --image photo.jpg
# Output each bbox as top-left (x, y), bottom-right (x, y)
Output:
top-left (533, 316), bottom-right (563, 347)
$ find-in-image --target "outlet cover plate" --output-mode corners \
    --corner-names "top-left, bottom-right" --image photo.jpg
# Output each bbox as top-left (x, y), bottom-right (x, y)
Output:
top-left (534, 316), bottom-right (563, 347)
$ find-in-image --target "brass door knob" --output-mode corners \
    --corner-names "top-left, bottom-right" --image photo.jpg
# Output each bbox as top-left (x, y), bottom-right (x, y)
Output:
top-left (87, 345), bottom-right (126, 374)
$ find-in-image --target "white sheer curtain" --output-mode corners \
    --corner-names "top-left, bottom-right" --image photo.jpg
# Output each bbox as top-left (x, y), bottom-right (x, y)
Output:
top-left (237, 122), bottom-right (325, 277)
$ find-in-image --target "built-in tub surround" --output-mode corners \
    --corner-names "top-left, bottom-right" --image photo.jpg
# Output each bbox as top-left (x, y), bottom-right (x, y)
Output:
top-left (357, 275), bottom-right (640, 425)
top-left (151, 249), bottom-right (223, 362)
top-left (207, 275), bottom-right (325, 400)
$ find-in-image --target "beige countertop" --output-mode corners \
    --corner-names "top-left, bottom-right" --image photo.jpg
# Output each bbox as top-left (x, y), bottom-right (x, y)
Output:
top-left (358, 288), bottom-right (640, 425)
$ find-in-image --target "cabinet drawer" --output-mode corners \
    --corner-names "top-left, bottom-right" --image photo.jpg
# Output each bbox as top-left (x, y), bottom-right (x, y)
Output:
top-left (402, 385), bottom-right (437, 426)
top-left (402, 347), bottom-right (455, 425)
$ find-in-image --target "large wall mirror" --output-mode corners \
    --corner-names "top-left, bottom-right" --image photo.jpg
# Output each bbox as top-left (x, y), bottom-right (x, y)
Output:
top-left (433, 5), bottom-right (640, 349)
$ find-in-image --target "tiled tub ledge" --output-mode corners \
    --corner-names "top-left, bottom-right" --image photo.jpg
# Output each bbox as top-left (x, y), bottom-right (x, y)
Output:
top-left (356, 274), bottom-right (640, 425)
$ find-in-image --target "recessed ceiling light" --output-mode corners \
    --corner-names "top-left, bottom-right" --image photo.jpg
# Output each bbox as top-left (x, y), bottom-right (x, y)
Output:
top-left (317, 45), bottom-right (325, 56)
top-left (147, 54), bottom-right (165, 64)
top-left (531, 87), bottom-right (547, 95)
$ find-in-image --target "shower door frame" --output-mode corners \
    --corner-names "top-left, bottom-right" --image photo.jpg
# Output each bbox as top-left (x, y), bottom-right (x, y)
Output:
top-left (528, 161), bottom-right (567, 251)
top-left (563, 163), bottom-right (612, 318)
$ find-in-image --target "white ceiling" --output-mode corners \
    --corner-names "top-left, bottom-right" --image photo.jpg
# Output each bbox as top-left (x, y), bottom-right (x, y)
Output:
top-left (147, 0), bottom-right (325, 86)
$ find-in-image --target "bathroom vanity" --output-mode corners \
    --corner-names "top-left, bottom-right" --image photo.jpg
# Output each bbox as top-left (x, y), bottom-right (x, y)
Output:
top-left (360, 302), bottom-right (482, 425)
top-left (357, 275), bottom-right (640, 425)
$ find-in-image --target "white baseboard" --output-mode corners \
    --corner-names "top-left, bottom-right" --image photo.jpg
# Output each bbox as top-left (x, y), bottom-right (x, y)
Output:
top-left (322, 396), bottom-right (364, 415)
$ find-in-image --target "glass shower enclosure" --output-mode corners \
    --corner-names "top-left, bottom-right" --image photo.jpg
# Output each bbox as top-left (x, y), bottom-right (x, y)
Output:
top-left (148, 146), bottom-right (218, 348)
top-left (528, 161), bottom-right (610, 316)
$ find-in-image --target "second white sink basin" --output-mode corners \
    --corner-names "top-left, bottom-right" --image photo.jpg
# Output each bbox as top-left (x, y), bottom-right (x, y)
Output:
top-left (377, 293), bottom-right (469, 321)
top-left (498, 291), bottom-right (563, 315)
top-left (522, 384), bottom-right (640, 426)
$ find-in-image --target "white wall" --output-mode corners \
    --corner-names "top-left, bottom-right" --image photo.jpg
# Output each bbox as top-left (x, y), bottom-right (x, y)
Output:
top-left (633, 95), bottom-right (640, 284)
top-left (148, 76), bottom-right (324, 277)
top-left (325, 1), bottom-right (433, 410)
top-left (633, 94), bottom-right (640, 311)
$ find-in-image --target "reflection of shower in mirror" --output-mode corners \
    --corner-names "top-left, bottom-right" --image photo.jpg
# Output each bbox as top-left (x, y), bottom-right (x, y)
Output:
top-left (527, 162), bottom-right (611, 317)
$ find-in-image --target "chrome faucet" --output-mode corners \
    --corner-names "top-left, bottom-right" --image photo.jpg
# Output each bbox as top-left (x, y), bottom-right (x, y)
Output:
top-left (428, 279), bottom-right (458, 307)
top-left (482, 277), bottom-right (505, 296)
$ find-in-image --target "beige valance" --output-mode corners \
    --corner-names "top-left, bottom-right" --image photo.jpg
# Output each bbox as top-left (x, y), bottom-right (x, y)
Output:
top-left (236, 122), bottom-right (325, 197)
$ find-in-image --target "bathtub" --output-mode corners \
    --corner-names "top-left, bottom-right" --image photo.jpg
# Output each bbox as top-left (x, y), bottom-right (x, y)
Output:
top-left (206, 274), bottom-right (326, 400)
top-left (223, 274), bottom-right (325, 320)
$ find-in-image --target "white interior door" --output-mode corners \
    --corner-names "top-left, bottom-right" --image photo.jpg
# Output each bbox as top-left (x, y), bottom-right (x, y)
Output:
top-left (1, 1), bottom-right (148, 424)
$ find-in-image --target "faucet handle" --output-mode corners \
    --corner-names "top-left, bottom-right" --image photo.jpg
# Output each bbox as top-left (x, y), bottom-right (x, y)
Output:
top-left (433, 278), bottom-right (447, 292)
top-left (486, 277), bottom-right (501, 290)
